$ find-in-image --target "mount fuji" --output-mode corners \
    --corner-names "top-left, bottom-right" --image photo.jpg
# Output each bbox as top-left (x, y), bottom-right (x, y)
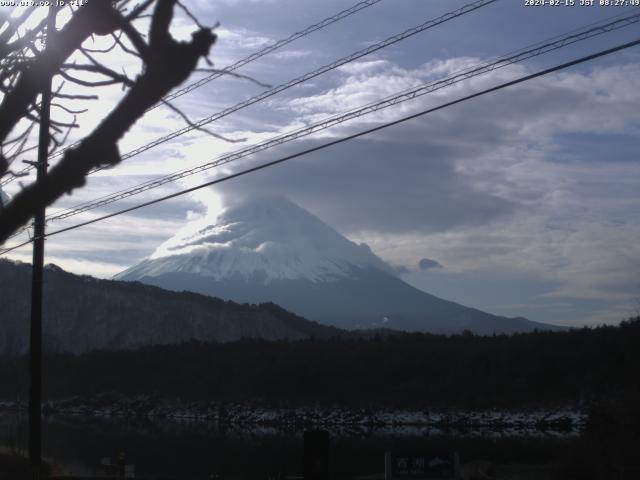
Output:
top-left (116, 196), bottom-right (557, 334)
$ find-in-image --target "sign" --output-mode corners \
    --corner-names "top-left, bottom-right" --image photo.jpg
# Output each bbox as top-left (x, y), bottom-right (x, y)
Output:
top-left (384, 452), bottom-right (460, 480)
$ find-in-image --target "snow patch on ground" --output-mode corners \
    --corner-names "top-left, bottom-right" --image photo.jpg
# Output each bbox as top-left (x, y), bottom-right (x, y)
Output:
top-left (0, 395), bottom-right (586, 438)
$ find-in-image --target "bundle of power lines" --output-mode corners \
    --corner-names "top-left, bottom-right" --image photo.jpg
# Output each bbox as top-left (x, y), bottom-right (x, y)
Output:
top-left (1, 0), bottom-right (639, 255)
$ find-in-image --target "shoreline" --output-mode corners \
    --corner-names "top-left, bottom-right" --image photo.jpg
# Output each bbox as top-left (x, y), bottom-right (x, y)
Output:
top-left (0, 396), bottom-right (586, 436)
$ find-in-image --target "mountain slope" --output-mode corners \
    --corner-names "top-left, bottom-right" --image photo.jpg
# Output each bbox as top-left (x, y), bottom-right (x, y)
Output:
top-left (117, 195), bottom-right (394, 283)
top-left (117, 196), bottom-right (559, 334)
top-left (0, 259), bottom-right (343, 354)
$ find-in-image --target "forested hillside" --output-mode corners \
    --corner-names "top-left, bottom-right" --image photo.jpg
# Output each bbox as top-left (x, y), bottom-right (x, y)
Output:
top-left (0, 259), bottom-right (343, 353)
top-left (1, 318), bottom-right (638, 413)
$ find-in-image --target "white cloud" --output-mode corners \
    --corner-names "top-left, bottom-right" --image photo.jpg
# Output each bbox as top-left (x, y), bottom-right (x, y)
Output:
top-left (248, 56), bottom-right (640, 320)
top-left (215, 26), bottom-right (273, 50)
top-left (271, 50), bottom-right (312, 60)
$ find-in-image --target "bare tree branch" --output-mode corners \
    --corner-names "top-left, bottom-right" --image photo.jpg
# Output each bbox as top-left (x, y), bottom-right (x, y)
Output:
top-left (53, 92), bottom-right (99, 100)
top-left (161, 99), bottom-right (246, 143)
top-left (61, 63), bottom-right (135, 86)
top-left (125, 0), bottom-right (156, 21)
top-left (0, 0), bottom-right (218, 243)
top-left (51, 103), bottom-right (88, 115)
top-left (195, 68), bottom-right (272, 89)
top-left (59, 69), bottom-right (123, 88)
top-left (0, 1), bottom-right (122, 144)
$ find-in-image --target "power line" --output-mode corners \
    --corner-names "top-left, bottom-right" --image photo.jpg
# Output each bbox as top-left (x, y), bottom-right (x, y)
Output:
top-left (3, 8), bottom-right (635, 246)
top-left (9, 4), bottom-right (635, 191)
top-left (98, 0), bottom-right (497, 168)
top-left (158, 0), bottom-right (385, 106)
top-left (0, 0), bottom-right (503, 246)
top-left (0, 0), bottom-right (385, 186)
top-left (39, 11), bottom-right (640, 225)
top-left (4, 7), bottom-right (638, 243)
top-left (1, 0), bottom-right (497, 187)
top-left (4, 0), bottom-right (504, 233)
top-left (2, 37), bottom-right (638, 257)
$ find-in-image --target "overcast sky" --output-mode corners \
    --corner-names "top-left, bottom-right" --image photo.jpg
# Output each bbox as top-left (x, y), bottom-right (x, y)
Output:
top-left (3, 0), bottom-right (640, 327)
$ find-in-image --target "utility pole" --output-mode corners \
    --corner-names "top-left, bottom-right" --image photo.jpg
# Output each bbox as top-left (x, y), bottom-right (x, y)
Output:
top-left (29, 6), bottom-right (55, 480)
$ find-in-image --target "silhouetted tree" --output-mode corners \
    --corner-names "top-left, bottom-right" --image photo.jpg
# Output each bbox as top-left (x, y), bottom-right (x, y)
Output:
top-left (0, 0), bottom-right (218, 243)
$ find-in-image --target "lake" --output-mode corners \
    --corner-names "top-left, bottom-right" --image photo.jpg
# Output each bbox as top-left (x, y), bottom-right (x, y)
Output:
top-left (1, 411), bottom-right (586, 479)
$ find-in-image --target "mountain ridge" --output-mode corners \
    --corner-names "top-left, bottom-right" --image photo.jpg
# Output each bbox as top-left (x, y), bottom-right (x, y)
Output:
top-left (0, 259), bottom-right (346, 354)
top-left (117, 196), bottom-right (561, 334)
top-left (117, 195), bottom-right (394, 284)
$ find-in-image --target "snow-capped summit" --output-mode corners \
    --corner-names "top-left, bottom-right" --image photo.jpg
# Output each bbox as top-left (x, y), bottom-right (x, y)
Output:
top-left (117, 196), bottom-right (559, 334)
top-left (118, 195), bottom-right (394, 283)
